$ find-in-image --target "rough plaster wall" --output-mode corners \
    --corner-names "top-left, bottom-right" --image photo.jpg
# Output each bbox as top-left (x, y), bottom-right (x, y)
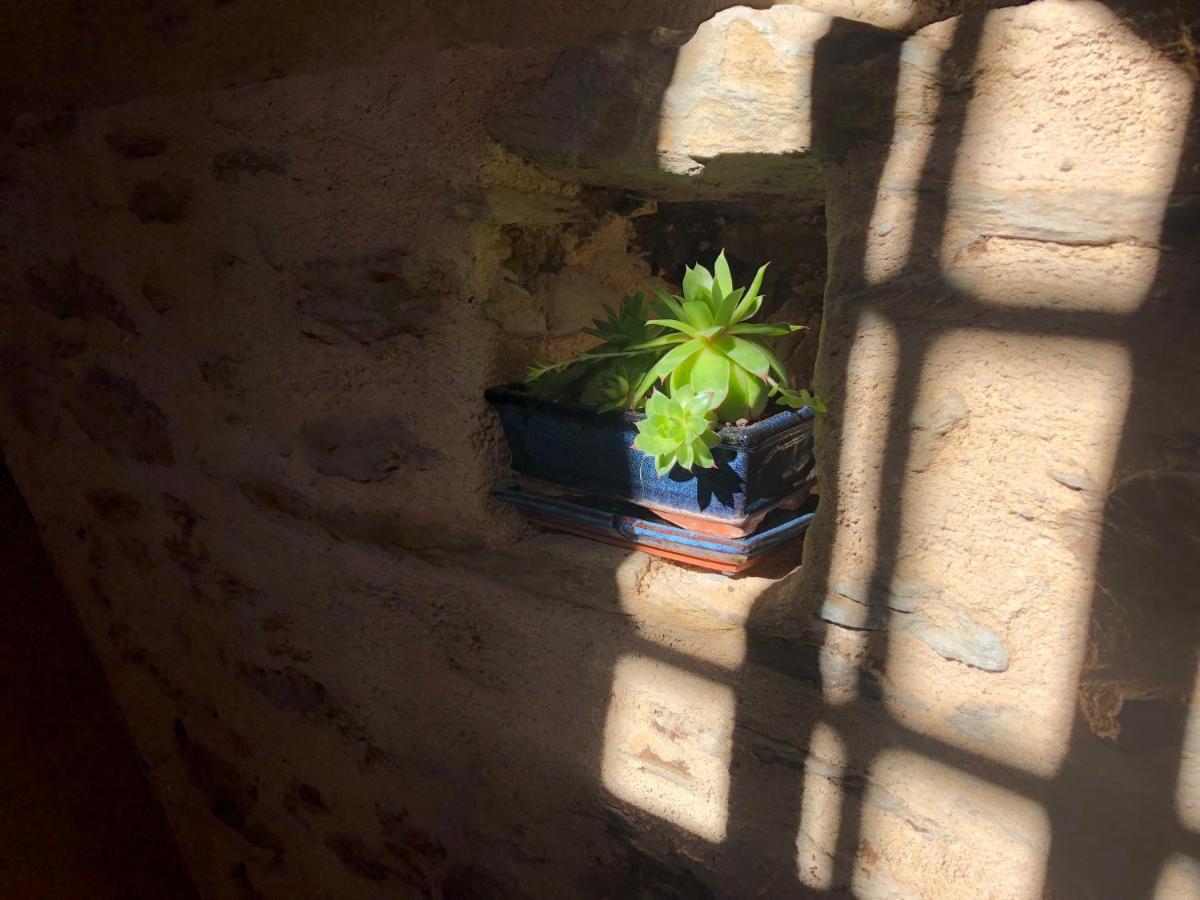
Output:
top-left (0, 0), bottom-right (1029, 121)
top-left (1, 40), bottom-right (568, 898)
top-left (1, 1), bottom-right (1199, 899)
top-left (0, 10), bottom-right (827, 897)
top-left (797, 2), bottom-right (1200, 897)
top-left (0, 0), bottom-right (780, 121)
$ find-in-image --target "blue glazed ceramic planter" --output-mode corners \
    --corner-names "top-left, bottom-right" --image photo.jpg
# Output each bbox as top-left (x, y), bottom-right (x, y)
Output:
top-left (485, 383), bottom-right (815, 536)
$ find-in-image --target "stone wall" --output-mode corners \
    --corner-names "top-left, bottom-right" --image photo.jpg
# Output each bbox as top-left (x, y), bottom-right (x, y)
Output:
top-left (795, 4), bottom-right (1200, 896)
top-left (1, 1), bottom-right (1198, 898)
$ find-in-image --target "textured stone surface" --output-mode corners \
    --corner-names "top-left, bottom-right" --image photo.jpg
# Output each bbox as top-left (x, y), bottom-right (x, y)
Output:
top-left (492, 6), bottom-right (890, 198)
top-left (128, 177), bottom-right (192, 224)
top-left (302, 416), bottom-right (442, 483)
top-left (656, 7), bottom-right (836, 161)
top-left (296, 250), bottom-right (444, 344)
top-left (0, 1), bottom-right (1197, 899)
top-left (104, 130), bottom-right (167, 159)
top-left (906, 601), bottom-right (1011, 672)
top-left (66, 367), bottom-right (175, 465)
top-left (211, 147), bottom-right (289, 184)
top-left (27, 259), bottom-right (139, 335)
top-left (796, 3), bottom-right (1200, 898)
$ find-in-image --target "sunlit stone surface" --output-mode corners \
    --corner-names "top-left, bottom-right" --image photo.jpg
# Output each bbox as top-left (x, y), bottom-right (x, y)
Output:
top-left (602, 654), bottom-right (736, 842)
top-left (857, 751), bottom-right (1051, 898)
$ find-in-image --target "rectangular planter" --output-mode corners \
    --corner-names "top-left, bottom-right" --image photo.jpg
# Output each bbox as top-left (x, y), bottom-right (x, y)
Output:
top-left (485, 383), bottom-right (815, 536)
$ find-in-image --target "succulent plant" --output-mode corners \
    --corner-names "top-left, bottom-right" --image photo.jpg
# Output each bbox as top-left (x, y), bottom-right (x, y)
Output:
top-left (632, 250), bottom-right (802, 423)
top-left (524, 250), bottom-right (824, 473)
top-left (529, 293), bottom-right (660, 410)
top-left (579, 359), bottom-right (646, 412)
top-left (632, 386), bottom-right (721, 476)
top-left (770, 383), bottom-right (828, 414)
top-left (580, 292), bottom-right (658, 349)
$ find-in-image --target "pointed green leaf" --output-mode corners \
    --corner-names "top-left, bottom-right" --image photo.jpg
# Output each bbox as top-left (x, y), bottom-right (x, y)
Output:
top-left (526, 347), bottom-right (644, 380)
top-left (718, 362), bottom-right (767, 422)
top-left (631, 338), bottom-right (704, 405)
top-left (681, 301), bottom-right (714, 329)
top-left (732, 293), bottom-right (763, 325)
top-left (651, 287), bottom-right (688, 321)
top-left (645, 318), bottom-right (699, 337)
top-left (646, 390), bottom-right (669, 418)
top-left (635, 433), bottom-right (674, 456)
top-left (681, 266), bottom-right (702, 304)
top-left (677, 439), bottom-right (694, 469)
top-left (709, 275), bottom-right (725, 315)
top-left (692, 438), bottom-right (715, 468)
top-left (759, 342), bottom-right (790, 382)
top-left (669, 351), bottom-right (695, 396)
top-left (685, 390), bottom-right (714, 418)
top-left (625, 333), bottom-right (691, 352)
top-left (714, 286), bottom-right (744, 327)
top-left (714, 250), bottom-right (733, 299)
top-left (773, 386), bottom-right (828, 414)
top-left (733, 263), bottom-right (768, 323)
top-left (721, 363), bottom-right (753, 422)
top-left (655, 453), bottom-right (675, 476)
top-left (652, 338), bottom-right (704, 381)
top-left (722, 336), bottom-right (771, 380)
top-left (727, 322), bottom-right (803, 336)
top-left (672, 385), bottom-right (697, 405)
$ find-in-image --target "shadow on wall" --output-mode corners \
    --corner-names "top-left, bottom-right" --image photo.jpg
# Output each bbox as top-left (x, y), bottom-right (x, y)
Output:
top-left (503, 5), bottom-right (1200, 898)
top-left (4, 2), bottom-right (1194, 896)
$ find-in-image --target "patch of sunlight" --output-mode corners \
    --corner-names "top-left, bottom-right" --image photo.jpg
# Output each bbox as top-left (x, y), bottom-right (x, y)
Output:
top-left (857, 749), bottom-right (1050, 898)
top-left (1154, 854), bottom-right (1200, 899)
top-left (615, 552), bottom-right (773, 671)
top-left (775, 0), bottom-right (955, 32)
top-left (864, 19), bottom-right (958, 285)
top-left (1176, 665), bottom-right (1200, 832)
top-left (883, 330), bottom-right (1132, 777)
top-left (938, 1), bottom-right (1194, 312)
top-left (820, 308), bottom-right (898, 705)
top-left (795, 722), bottom-right (846, 890)
top-left (656, 6), bottom-right (832, 173)
top-left (601, 654), bottom-right (735, 842)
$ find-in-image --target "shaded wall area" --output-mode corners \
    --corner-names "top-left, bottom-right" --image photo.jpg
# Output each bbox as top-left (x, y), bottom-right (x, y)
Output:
top-left (0, 462), bottom-right (195, 898)
top-left (1, 1), bottom-right (1199, 898)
